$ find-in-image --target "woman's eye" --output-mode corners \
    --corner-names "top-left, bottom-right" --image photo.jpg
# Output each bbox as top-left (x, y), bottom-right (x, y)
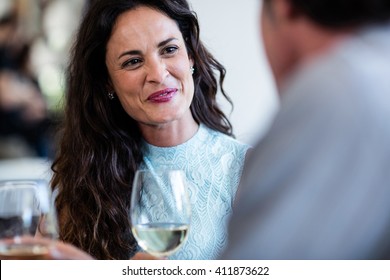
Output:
top-left (163, 46), bottom-right (179, 55)
top-left (122, 58), bottom-right (143, 68)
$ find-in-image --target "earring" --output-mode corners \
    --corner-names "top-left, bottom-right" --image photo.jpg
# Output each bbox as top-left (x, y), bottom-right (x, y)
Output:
top-left (107, 91), bottom-right (115, 100)
top-left (190, 66), bottom-right (195, 75)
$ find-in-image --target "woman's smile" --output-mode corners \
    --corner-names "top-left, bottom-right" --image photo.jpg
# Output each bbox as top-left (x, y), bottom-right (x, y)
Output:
top-left (147, 88), bottom-right (178, 103)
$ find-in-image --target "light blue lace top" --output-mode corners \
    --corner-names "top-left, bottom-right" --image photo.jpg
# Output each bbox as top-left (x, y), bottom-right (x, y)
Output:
top-left (141, 124), bottom-right (249, 260)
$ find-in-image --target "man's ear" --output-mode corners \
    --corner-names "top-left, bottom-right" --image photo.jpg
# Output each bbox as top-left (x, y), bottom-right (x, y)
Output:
top-left (273, 0), bottom-right (300, 22)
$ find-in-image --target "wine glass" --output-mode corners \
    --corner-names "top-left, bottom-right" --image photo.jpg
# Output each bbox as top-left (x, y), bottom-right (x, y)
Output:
top-left (0, 179), bottom-right (58, 260)
top-left (130, 169), bottom-right (191, 257)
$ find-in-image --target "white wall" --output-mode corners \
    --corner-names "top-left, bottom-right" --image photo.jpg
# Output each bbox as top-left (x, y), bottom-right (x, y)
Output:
top-left (189, 0), bottom-right (278, 145)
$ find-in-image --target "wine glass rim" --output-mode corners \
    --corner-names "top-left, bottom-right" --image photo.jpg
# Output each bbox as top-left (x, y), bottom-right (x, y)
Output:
top-left (0, 179), bottom-right (52, 214)
top-left (0, 179), bottom-right (48, 192)
top-left (0, 179), bottom-right (47, 187)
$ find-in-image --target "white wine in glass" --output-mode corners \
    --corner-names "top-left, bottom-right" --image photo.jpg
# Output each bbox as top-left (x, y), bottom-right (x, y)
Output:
top-left (130, 169), bottom-right (191, 257)
top-left (0, 180), bottom-right (58, 260)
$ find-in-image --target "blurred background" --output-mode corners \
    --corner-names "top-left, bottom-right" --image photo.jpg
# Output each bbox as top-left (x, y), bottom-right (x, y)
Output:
top-left (0, 0), bottom-right (277, 181)
top-left (0, 0), bottom-right (85, 160)
top-left (0, 0), bottom-right (86, 180)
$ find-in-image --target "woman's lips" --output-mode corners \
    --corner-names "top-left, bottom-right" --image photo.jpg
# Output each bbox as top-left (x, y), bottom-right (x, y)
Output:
top-left (147, 88), bottom-right (178, 103)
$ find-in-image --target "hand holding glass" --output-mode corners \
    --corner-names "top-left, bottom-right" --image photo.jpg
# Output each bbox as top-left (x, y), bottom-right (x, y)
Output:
top-left (0, 180), bottom-right (57, 259)
top-left (130, 169), bottom-right (191, 257)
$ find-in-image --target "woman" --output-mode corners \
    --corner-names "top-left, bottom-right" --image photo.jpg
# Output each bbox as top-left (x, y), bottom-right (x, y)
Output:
top-left (51, 0), bottom-right (249, 260)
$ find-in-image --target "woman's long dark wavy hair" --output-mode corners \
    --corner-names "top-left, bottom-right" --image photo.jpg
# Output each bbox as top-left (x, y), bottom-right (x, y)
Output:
top-left (51, 0), bottom-right (234, 259)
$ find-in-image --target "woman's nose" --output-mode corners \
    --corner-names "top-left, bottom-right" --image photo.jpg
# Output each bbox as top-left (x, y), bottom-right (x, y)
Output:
top-left (145, 58), bottom-right (168, 84)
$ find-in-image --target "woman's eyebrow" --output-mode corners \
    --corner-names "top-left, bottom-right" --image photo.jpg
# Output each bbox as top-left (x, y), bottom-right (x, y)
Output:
top-left (157, 37), bottom-right (178, 48)
top-left (118, 49), bottom-right (141, 60)
top-left (117, 38), bottom-right (179, 59)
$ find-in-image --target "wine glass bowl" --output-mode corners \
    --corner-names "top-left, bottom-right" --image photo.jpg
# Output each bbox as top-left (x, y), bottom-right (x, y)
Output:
top-left (130, 169), bottom-right (191, 257)
top-left (0, 180), bottom-right (57, 259)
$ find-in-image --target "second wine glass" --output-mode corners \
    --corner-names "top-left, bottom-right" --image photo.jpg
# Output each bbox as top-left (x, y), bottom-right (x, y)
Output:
top-left (130, 169), bottom-right (191, 258)
top-left (0, 179), bottom-right (58, 260)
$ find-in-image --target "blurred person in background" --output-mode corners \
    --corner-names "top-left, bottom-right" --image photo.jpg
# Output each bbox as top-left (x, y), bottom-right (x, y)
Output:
top-left (0, 4), bottom-right (53, 158)
top-left (222, 0), bottom-right (390, 259)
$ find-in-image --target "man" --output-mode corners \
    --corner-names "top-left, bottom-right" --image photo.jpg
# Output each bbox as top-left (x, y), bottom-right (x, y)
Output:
top-left (222, 0), bottom-right (390, 259)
